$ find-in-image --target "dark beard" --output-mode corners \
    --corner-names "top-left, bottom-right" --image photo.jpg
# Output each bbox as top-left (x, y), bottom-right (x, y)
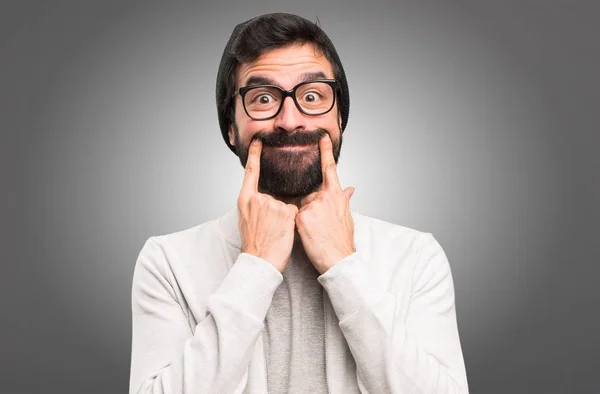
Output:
top-left (234, 126), bottom-right (342, 198)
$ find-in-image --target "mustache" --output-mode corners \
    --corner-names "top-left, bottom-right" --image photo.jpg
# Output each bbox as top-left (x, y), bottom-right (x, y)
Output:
top-left (252, 129), bottom-right (328, 147)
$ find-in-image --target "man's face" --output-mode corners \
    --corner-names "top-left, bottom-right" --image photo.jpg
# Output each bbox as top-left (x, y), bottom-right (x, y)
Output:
top-left (228, 43), bottom-right (343, 198)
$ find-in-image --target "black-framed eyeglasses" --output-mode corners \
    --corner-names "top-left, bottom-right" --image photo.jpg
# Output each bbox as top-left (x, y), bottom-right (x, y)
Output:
top-left (233, 79), bottom-right (338, 121)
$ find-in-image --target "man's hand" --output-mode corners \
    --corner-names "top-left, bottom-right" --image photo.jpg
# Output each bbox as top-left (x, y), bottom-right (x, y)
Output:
top-left (296, 134), bottom-right (356, 274)
top-left (237, 139), bottom-right (298, 273)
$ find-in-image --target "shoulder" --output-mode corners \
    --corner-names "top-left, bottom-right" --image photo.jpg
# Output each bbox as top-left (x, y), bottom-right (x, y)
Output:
top-left (352, 210), bottom-right (440, 253)
top-left (139, 219), bottom-right (216, 257)
top-left (351, 211), bottom-right (450, 281)
top-left (133, 210), bottom-right (236, 282)
top-left (153, 219), bottom-right (221, 253)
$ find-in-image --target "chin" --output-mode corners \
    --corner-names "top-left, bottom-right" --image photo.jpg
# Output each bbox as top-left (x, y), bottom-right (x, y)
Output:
top-left (258, 166), bottom-right (323, 198)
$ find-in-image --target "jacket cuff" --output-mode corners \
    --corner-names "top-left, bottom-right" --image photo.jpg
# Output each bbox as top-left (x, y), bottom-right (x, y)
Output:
top-left (318, 253), bottom-right (389, 322)
top-left (212, 252), bottom-right (283, 322)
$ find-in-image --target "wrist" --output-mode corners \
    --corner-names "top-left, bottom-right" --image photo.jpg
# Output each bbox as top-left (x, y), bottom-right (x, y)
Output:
top-left (243, 249), bottom-right (287, 273)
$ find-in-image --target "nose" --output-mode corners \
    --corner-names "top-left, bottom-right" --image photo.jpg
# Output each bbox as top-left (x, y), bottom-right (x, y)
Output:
top-left (273, 96), bottom-right (307, 132)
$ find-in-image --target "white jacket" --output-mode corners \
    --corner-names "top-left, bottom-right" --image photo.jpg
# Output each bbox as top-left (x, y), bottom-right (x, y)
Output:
top-left (129, 207), bottom-right (469, 393)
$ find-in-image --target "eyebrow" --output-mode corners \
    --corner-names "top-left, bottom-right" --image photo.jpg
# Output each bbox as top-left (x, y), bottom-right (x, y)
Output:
top-left (244, 76), bottom-right (277, 86)
top-left (243, 71), bottom-right (330, 88)
top-left (297, 71), bottom-right (328, 82)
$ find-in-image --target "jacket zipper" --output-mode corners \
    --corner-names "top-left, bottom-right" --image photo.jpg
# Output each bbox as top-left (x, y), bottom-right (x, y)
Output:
top-left (323, 288), bottom-right (331, 394)
top-left (263, 325), bottom-right (270, 394)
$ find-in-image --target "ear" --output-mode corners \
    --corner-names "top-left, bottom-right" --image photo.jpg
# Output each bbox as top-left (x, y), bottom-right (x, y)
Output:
top-left (338, 112), bottom-right (343, 129)
top-left (228, 125), bottom-right (235, 146)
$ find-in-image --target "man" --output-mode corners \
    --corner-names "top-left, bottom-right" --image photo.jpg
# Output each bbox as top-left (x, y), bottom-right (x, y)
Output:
top-left (129, 13), bottom-right (469, 394)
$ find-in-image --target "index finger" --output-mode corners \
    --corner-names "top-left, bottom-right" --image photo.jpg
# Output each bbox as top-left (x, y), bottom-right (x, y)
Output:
top-left (241, 139), bottom-right (262, 195)
top-left (319, 134), bottom-right (341, 189)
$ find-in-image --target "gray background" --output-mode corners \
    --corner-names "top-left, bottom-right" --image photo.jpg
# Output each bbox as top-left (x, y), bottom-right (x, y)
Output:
top-left (1, 1), bottom-right (599, 393)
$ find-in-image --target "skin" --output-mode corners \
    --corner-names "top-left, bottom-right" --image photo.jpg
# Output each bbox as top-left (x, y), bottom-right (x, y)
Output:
top-left (232, 43), bottom-right (356, 274)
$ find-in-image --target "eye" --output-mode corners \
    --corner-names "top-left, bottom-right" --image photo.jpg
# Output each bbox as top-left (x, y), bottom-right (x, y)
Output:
top-left (254, 94), bottom-right (275, 104)
top-left (302, 91), bottom-right (322, 102)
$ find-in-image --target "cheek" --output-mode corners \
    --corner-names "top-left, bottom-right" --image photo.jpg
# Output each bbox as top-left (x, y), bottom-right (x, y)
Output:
top-left (234, 108), bottom-right (261, 144)
top-left (238, 121), bottom-right (266, 144)
top-left (321, 114), bottom-right (342, 137)
top-left (235, 109), bottom-right (281, 142)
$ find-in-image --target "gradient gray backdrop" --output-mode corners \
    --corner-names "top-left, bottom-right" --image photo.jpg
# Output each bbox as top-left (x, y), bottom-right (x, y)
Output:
top-left (2, 1), bottom-right (599, 393)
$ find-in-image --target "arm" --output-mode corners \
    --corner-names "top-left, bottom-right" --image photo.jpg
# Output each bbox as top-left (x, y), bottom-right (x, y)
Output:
top-left (318, 233), bottom-right (469, 394)
top-left (129, 238), bottom-right (282, 394)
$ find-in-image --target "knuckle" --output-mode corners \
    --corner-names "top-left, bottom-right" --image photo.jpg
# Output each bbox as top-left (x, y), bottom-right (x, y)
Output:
top-left (296, 211), bottom-right (309, 225)
top-left (237, 195), bottom-right (246, 206)
top-left (249, 193), bottom-right (263, 205)
top-left (269, 199), bottom-right (283, 211)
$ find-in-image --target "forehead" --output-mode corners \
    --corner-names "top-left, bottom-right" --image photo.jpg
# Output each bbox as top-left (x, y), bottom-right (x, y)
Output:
top-left (236, 43), bottom-right (335, 88)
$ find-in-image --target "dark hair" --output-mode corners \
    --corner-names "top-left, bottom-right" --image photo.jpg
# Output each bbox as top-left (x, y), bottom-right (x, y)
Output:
top-left (216, 13), bottom-right (350, 153)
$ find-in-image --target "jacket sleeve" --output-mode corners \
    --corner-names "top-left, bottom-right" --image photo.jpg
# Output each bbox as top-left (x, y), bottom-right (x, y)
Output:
top-left (318, 233), bottom-right (469, 394)
top-left (129, 237), bottom-right (282, 394)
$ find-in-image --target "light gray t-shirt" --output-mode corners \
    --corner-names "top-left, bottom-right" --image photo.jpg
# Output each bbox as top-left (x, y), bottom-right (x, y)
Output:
top-left (264, 239), bottom-right (327, 393)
